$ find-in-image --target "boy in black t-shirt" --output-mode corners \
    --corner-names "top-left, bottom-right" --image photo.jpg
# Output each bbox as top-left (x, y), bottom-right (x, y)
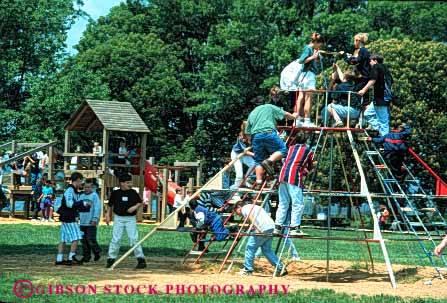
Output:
top-left (358, 54), bottom-right (392, 136)
top-left (106, 173), bottom-right (146, 269)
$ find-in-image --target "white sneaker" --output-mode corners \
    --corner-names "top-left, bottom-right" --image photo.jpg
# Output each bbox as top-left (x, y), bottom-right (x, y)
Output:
top-left (294, 120), bottom-right (303, 127)
top-left (302, 121), bottom-right (316, 128)
top-left (48, 218), bottom-right (54, 222)
top-left (239, 268), bottom-right (253, 276)
top-left (291, 256), bottom-right (301, 262)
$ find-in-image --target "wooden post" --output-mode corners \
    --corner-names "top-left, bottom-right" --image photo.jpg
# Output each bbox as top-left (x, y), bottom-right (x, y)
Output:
top-left (188, 177), bottom-right (194, 191)
top-left (64, 130), bottom-right (70, 171)
top-left (196, 160), bottom-right (202, 186)
top-left (100, 129), bottom-right (109, 223)
top-left (174, 161), bottom-right (180, 184)
top-left (11, 140), bottom-right (17, 185)
top-left (48, 145), bottom-right (54, 181)
top-left (161, 168), bottom-right (168, 221)
top-left (347, 92), bottom-right (351, 127)
top-left (148, 157), bottom-right (154, 218)
top-left (137, 133), bottom-right (147, 222)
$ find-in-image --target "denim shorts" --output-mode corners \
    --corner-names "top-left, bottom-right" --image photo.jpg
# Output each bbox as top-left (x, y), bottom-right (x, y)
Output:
top-left (252, 131), bottom-right (287, 166)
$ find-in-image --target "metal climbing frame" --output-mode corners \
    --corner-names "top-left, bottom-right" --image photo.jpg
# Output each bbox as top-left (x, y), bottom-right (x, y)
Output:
top-left (359, 132), bottom-right (447, 279)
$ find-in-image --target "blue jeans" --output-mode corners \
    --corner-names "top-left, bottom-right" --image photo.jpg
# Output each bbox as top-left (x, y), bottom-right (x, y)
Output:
top-left (210, 216), bottom-right (229, 241)
top-left (252, 131), bottom-right (287, 166)
top-left (321, 104), bottom-right (360, 125)
top-left (276, 182), bottom-right (304, 227)
top-left (364, 103), bottom-right (390, 136)
top-left (244, 228), bottom-right (283, 272)
top-left (230, 150), bottom-right (255, 189)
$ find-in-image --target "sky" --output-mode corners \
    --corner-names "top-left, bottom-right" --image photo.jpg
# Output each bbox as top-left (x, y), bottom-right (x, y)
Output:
top-left (66, 0), bottom-right (124, 54)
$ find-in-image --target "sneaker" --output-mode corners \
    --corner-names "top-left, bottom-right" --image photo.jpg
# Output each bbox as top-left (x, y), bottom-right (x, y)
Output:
top-left (64, 260), bottom-right (73, 266)
top-left (294, 120), bottom-right (302, 127)
top-left (261, 159), bottom-right (275, 176)
top-left (245, 179), bottom-right (253, 188)
top-left (71, 255), bottom-right (83, 265)
top-left (48, 218), bottom-right (54, 222)
top-left (332, 120), bottom-right (344, 128)
top-left (135, 258), bottom-right (147, 269)
top-left (94, 254), bottom-right (101, 262)
top-left (274, 268), bottom-right (288, 277)
top-left (239, 268), bottom-right (253, 276)
top-left (31, 218), bottom-right (38, 222)
top-left (302, 121), bottom-right (316, 128)
top-left (289, 227), bottom-right (305, 236)
top-left (106, 258), bottom-right (116, 268)
top-left (291, 256), bottom-right (301, 262)
top-left (273, 225), bottom-right (282, 235)
top-left (55, 260), bottom-right (67, 266)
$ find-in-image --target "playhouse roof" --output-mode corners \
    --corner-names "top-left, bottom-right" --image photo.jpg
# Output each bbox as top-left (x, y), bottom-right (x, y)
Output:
top-left (65, 100), bottom-right (150, 133)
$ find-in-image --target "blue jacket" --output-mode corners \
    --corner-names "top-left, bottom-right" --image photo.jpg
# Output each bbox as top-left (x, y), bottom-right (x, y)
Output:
top-left (194, 205), bottom-right (218, 228)
top-left (78, 191), bottom-right (102, 226)
top-left (372, 126), bottom-right (411, 151)
top-left (232, 137), bottom-right (247, 154)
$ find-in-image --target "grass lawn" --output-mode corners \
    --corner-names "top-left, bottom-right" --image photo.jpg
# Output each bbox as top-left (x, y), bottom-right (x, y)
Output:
top-left (0, 223), bottom-right (445, 302)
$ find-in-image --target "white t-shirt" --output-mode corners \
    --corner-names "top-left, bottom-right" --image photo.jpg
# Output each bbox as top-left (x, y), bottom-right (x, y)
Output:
top-left (173, 193), bottom-right (183, 208)
top-left (241, 204), bottom-right (275, 233)
top-left (118, 147), bottom-right (127, 159)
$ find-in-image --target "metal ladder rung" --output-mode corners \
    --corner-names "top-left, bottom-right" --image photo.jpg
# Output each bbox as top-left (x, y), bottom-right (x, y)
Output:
top-left (188, 250), bottom-right (227, 255)
top-left (375, 164), bottom-right (387, 169)
top-left (429, 222), bottom-right (447, 226)
top-left (383, 179), bottom-right (398, 183)
top-left (405, 179), bottom-right (420, 183)
top-left (408, 222), bottom-right (424, 227)
top-left (366, 151), bottom-right (380, 155)
top-left (401, 207), bottom-right (415, 212)
top-left (419, 208), bottom-right (436, 212)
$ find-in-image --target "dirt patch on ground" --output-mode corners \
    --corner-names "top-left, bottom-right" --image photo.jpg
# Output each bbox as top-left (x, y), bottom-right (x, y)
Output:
top-left (1, 254), bottom-right (446, 299)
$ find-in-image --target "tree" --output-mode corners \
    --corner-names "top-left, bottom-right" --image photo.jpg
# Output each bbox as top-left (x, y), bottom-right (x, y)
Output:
top-left (0, 0), bottom-right (84, 140)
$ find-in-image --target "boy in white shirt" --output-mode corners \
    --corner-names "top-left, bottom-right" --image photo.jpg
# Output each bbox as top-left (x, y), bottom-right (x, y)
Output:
top-left (234, 201), bottom-right (287, 276)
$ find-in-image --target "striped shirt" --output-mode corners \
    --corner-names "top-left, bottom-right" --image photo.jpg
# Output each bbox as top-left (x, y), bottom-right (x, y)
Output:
top-left (279, 144), bottom-right (313, 188)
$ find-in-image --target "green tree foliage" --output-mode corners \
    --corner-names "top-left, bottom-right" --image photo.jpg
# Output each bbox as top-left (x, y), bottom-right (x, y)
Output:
top-left (368, 39), bottom-right (447, 179)
top-left (0, 0), bottom-right (84, 140)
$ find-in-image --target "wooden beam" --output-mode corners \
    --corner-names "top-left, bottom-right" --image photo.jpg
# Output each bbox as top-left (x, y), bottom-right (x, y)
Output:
top-left (137, 133), bottom-right (147, 222)
top-left (64, 130), bottom-right (70, 171)
top-left (173, 161), bottom-right (201, 167)
top-left (161, 168), bottom-right (168, 222)
top-left (66, 105), bottom-right (89, 131)
top-left (48, 145), bottom-right (54, 181)
top-left (100, 129), bottom-right (109, 223)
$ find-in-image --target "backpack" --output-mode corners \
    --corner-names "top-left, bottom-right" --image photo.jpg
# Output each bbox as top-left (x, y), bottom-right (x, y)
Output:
top-left (384, 66), bottom-right (395, 102)
top-left (280, 59), bottom-right (303, 91)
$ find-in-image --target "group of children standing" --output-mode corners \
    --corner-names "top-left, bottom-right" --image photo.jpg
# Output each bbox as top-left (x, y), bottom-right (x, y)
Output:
top-left (55, 172), bottom-right (146, 269)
